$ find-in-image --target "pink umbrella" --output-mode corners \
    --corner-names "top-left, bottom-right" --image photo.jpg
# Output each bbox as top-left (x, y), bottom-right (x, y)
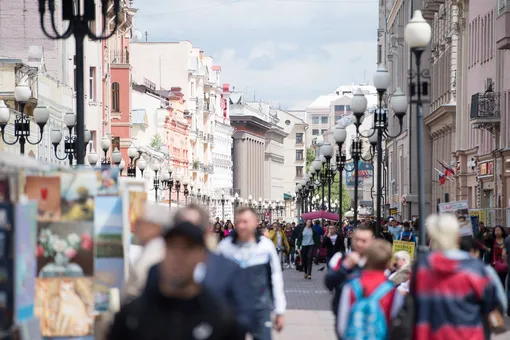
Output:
top-left (301, 211), bottom-right (340, 221)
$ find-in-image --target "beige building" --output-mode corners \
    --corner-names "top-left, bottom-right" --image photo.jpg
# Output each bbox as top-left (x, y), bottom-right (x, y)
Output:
top-left (230, 95), bottom-right (288, 201)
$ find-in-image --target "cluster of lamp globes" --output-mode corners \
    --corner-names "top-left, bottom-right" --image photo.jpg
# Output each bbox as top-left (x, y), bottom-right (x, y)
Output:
top-left (232, 195), bottom-right (285, 210)
top-left (294, 10), bottom-right (431, 197)
top-left (312, 195), bottom-right (340, 209)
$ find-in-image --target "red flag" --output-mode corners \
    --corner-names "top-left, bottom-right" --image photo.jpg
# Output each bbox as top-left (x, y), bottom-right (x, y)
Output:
top-left (439, 173), bottom-right (446, 186)
top-left (438, 160), bottom-right (455, 176)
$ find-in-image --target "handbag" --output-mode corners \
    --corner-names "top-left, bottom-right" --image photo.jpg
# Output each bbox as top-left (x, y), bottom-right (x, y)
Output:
top-left (492, 241), bottom-right (508, 273)
top-left (487, 309), bottom-right (507, 334)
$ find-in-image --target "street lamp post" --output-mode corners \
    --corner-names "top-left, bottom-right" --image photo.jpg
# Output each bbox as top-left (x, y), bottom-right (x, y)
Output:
top-left (98, 136), bottom-right (122, 167)
top-left (0, 83), bottom-right (50, 154)
top-left (320, 143), bottom-right (334, 210)
top-left (233, 193), bottom-right (240, 209)
top-left (38, 0), bottom-right (122, 165)
top-left (149, 161), bottom-right (163, 202)
top-left (50, 112), bottom-right (92, 165)
top-left (221, 190), bottom-right (226, 221)
top-left (405, 10), bottom-right (432, 249)
top-left (182, 177), bottom-right (189, 205)
top-left (127, 144), bottom-right (144, 177)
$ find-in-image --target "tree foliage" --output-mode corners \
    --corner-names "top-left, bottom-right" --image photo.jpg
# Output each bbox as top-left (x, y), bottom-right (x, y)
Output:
top-left (150, 134), bottom-right (164, 151)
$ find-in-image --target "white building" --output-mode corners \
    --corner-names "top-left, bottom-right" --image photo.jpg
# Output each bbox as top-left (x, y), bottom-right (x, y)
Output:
top-left (279, 109), bottom-right (308, 220)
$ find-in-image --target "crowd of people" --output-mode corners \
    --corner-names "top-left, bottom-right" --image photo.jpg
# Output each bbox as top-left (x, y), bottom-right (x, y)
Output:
top-left (104, 203), bottom-right (510, 340)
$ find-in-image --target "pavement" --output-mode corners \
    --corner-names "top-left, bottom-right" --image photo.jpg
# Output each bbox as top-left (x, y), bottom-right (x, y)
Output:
top-left (273, 264), bottom-right (510, 340)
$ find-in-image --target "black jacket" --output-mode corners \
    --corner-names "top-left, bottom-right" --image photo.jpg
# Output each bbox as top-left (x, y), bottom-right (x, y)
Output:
top-left (146, 251), bottom-right (254, 333)
top-left (108, 286), bottom-right (245, 340)
top-left (322, 233), bottom-right (345, 259)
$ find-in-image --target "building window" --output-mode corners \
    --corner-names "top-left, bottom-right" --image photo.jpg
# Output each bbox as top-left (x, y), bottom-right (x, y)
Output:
top-left (320, 116), bottom-right (328, 124)
top-left (312, 129), bottom-right (319, 136)
top-left (312, 116), bottom-right (320, 124)
top-left (295, 133), bottom-right (303, 144)
top-left (296, 166), bottom-right (303, 178)
top-left (321, 129), bottom-right (328, 135)
top-left (89, 67), bottom-right (96, 101)
top-left (334, 105), bottom-right (350, 112)
top-left (111, 82), bottom-right (120, 112)
top-left (295, 150), bottom-right (303, 161)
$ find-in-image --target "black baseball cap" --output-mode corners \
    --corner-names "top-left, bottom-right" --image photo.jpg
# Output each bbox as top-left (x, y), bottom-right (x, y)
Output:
top-left (162, 221), bottom-right (205, 246)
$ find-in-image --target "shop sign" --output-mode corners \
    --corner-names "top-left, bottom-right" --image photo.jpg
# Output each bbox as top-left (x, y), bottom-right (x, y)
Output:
top-left (479, 161), bottom-right (494, 177)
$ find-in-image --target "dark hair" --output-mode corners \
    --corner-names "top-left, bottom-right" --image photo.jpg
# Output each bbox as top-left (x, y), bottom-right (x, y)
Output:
top-left (236, 206), bottom-right (258, 217)
top-left (493, 225), bottom-right (507, 239)
top-left (174, 203), bottom-right (210, 231)
top-left (403, 221), bottom-right (410, 228)
top-left (460, 237), bottom-right (481, 252)
top-left (356, 223), bottom-right (374, 234)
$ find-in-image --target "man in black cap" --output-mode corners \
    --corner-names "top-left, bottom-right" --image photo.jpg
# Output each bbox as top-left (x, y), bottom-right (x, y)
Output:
top-left (107, 212), bottom-right (245, 340)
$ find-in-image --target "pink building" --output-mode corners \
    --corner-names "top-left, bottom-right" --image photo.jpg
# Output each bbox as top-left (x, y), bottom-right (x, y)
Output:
top-left (455, 0), bottom-right (510, 224)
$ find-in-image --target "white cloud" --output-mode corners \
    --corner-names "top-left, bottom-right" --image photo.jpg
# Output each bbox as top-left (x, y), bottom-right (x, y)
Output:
top-left (134, 0), bottom-right (379, 106)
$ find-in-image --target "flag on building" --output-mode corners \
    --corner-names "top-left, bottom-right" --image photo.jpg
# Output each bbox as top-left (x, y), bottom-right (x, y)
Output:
top-left (438, 160), bottom-right (455, 177)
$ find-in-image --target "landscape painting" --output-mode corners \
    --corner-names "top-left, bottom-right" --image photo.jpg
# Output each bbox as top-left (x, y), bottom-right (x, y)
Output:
top-left (34, 278), bottom-right (94, 337)
top-left (37, 221), bottom-right (94, 278)
top-left (95, 196), bottom-right (123, 258)
top-left (25, 176), bottom-right (61, 222)
top-left (94, 258), bottom-right (124, 312)
top-left (60, 171), bottom-right (97, 222)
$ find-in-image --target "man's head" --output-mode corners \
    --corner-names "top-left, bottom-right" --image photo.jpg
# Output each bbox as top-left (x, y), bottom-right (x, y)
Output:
top-left (134, 203), bottom-right (169, 245)
top-left (365, 239), bottom-right (392, 271)
top-left (403, 221), bottom-right (410, 230)
top-left (313, 219), bottom-right (320, 226)
top-left (393, 250), bottom-right (411, 269)
top-left (235, 206), bottom-right (258, 242)
top-left (479, 222), bottom-right (485, 231)
top-left (328, 225), bottom-right (336, 235)
top-left (173, 203), bottom-right (216, 249)
top-left (426, 213), bottom-right (460, 251)
top-left (352, 223), bottom-right (374, 255)
top-left (160, 208), bottom-right (207, 290)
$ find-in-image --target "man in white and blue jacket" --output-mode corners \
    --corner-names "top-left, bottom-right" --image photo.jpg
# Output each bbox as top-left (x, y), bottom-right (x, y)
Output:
top-left (217, 206), bottom-right (286, 340)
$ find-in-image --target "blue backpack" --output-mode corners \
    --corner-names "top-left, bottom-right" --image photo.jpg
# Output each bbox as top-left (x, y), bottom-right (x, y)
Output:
top-left (344, 279), bottom-right (394, 340)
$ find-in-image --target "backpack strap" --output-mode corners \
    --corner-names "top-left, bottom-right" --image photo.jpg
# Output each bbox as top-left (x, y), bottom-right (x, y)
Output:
top-left (349, 278), bottom-right (363, 299)
top-left (369, 281), bottom-right (394, 301)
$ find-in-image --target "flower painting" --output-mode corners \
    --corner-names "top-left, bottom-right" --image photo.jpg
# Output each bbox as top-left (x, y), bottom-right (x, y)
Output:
top-left (35, 278), bottom-right (94, 337)
top-left (96, 166), bottom-right (119, 196)
top-left (25, 176), bottom-right (61, 222)
top-left (36, 222), bottom-right (94, 278)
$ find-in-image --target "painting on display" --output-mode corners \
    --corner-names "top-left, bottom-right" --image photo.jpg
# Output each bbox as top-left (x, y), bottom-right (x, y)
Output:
top-left (34, 278), bottom-right (94, 337)
top-left (37, 221), bottom-right (94, 278)
top-left (60, 170), bottom-right (97, 222)
top-left (25, 176), bottom-right (61, 222)
top-left (14, 201), bottom-right (38, 323)
top-left (0, 178), bottom-right (10, 202)
top-left (94, 258), bottom-right (124, 312)
top-left (439, 200), bottom-right (472, 237)
top-left (0, 203), bottom-right (13, 331)
top-left (18, 318), bottom-right (42, 340)
top-left (128, 191), bottom-right (148, 234)
top-left (95, 196), bottom-right (123, 258)
top-left (96, 166), bottom-right (120, 196)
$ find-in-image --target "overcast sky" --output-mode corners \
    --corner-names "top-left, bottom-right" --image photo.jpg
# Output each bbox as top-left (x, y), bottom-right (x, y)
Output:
top-left (133, 0), bottom-right (379, 109)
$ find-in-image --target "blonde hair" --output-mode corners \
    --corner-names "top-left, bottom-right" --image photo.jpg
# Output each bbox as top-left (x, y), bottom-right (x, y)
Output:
top-left (394, 250), bottom-right (411, 264)
top-left (426, 213), bottom-right (460, 251)
top-left (365, 239), bottom-right (393, 271)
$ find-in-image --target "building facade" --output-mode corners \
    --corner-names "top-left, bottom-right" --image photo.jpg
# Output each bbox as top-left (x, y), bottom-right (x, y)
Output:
top-left (230, 95), bottom-right (288, 201)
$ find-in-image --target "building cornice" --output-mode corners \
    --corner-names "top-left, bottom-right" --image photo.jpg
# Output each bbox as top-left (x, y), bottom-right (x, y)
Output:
top-left (424, 104), bottom-right (456, 127)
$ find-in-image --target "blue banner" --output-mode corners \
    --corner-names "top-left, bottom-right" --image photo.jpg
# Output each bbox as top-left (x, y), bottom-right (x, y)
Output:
top-left (345, 161), bottom-right (373, 187)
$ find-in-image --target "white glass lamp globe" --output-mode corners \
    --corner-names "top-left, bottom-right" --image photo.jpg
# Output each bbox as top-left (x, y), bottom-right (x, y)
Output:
top-left (33, 105), bottom-right (49, 125)
top-left (112, 148), bottom-right (122, 164)
top-left (0, 100), bottom-right (10, 125)
top-left (373, 65), bottom-right (390, 92)
top-left (63, 112), bottom-right (76, 128)
top-left (50, 129), bottom-right (63, 145)
top-left (321, 143), bottom-right (333, 159)
top-left (152, 161), bottom-right (161, 172)
top-left (391, 88), bottom-right (408, 117)
top-left (333, 125), bottom-right (347, 144)
top-left (14, 79), bottom-right (31, 102)
top-left (137, 158), bottom-right (147, 170)
top-left (128, 144), bottom-right (138, 158)
top-left (84, 128), bottom-right (92, 144)
top-left (369, 130), bottom-right (378, 145)
top-left (100, 136), bottom-right (111, 151)
top-left (119, 159), bottom-right (125, 171)
top-left (351, 89), bottom-right (368, 115)
top-left (405, 10), bottom-right (432, 48)
top-left (161, 171), bottom-right (170, 181)
top-left (88, 150), bottom-right (98, 166)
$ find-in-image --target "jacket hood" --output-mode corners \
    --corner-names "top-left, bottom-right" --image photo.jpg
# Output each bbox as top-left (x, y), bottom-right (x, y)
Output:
top-left (427, 250), bottom-right (472, 275)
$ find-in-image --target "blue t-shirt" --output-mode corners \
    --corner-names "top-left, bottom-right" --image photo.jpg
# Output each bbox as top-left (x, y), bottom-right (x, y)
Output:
top-left (398, 230), bottom-right (416, 243)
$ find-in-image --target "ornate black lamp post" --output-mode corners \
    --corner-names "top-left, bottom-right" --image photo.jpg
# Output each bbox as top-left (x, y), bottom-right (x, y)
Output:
top-left (149, 161), bottom-right (165, 202)
top-left (221, 190), bottom-right (226, 221)
top-left (97, 136), bottom-right (122, 167)
top-left (0, 83), bottom-right (49, 154)
top-left (127, 144), bottom-right (144, 177)
top-left (233, 193), bottom-right (240, 209)
top-left (405, 10), bottom-right (432, 250)
top-left (51, 112), bottom-right (91, 165)
top-left (38, 0), bottom-right (122, 164)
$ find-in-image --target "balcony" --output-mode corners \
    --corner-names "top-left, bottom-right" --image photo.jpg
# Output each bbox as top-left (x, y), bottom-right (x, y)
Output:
top-left (497, 0), bottom-right (510, 49)
top-left (470, 89), bottom-right (500, 133)
top-left (189, 129), bottom-right (197, 142)
top-left (110, 49), bottom-right (129, 64)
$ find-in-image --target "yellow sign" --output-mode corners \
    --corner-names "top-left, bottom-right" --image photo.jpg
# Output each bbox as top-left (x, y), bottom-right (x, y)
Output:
top-left (392, 240), bottom-right (415, 260)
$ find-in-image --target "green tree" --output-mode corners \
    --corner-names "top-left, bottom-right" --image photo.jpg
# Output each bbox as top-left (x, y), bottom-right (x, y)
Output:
top-left (150, 134), bottom-right (164, 151)
top-left (306, 147), bottom-right (316, 171)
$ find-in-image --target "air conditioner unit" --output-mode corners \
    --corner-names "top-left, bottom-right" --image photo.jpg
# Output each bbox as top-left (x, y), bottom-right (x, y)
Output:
top-left (484, 77), bottom-right (493, 91)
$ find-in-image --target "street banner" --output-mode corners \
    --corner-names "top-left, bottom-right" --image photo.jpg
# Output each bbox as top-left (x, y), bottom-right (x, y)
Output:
top-left (392, 240), bottom-right (415, 260)
top-left (438, 200), bottom-right (472, 236)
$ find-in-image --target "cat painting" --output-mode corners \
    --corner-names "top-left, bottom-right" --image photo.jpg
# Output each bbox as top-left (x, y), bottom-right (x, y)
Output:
top-left (35, 278), bottom-right (93, 336)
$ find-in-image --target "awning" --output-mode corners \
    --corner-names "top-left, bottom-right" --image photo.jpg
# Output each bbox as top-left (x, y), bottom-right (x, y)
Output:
top-left (283, 193), bottom-right (293, 200)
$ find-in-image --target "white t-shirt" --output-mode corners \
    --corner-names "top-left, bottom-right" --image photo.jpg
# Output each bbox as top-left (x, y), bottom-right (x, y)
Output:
top-left (330, 234), bottom-right (338, 246)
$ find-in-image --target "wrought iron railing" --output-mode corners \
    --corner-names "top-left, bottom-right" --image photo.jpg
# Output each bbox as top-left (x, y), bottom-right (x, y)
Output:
top-left (470, 90), bottom-right (501, 119)
top-left (498, 0), bottom-right (510, 15)
top-left (110, 50), bottom-right (129, 64)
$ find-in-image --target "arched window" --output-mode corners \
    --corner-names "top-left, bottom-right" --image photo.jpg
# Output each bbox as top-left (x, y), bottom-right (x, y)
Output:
top-left (111, 82), bottom-right (120, 112)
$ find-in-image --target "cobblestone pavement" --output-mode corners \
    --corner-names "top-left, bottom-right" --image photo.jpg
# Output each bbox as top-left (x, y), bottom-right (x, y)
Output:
top-left (274, 264), bottom-right (510, 340)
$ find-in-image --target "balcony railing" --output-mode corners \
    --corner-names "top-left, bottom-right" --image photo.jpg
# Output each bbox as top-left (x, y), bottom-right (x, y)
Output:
top-left (499, 0), bottom-right (510, 15)
top-left (110, 50), bottom-right (129, 64)
top-left (470, 89), bottom-right (500, 132)
top-left (143, 78), bottom-right (156, 91)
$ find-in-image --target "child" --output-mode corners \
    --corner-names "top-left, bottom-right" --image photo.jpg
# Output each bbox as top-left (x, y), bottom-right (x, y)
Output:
top-left (336, 239), bottom-right (404, 340)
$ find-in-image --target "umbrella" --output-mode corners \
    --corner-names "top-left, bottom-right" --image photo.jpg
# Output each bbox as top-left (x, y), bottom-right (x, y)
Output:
top-left (301, 211), bottom-right (340, 221)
